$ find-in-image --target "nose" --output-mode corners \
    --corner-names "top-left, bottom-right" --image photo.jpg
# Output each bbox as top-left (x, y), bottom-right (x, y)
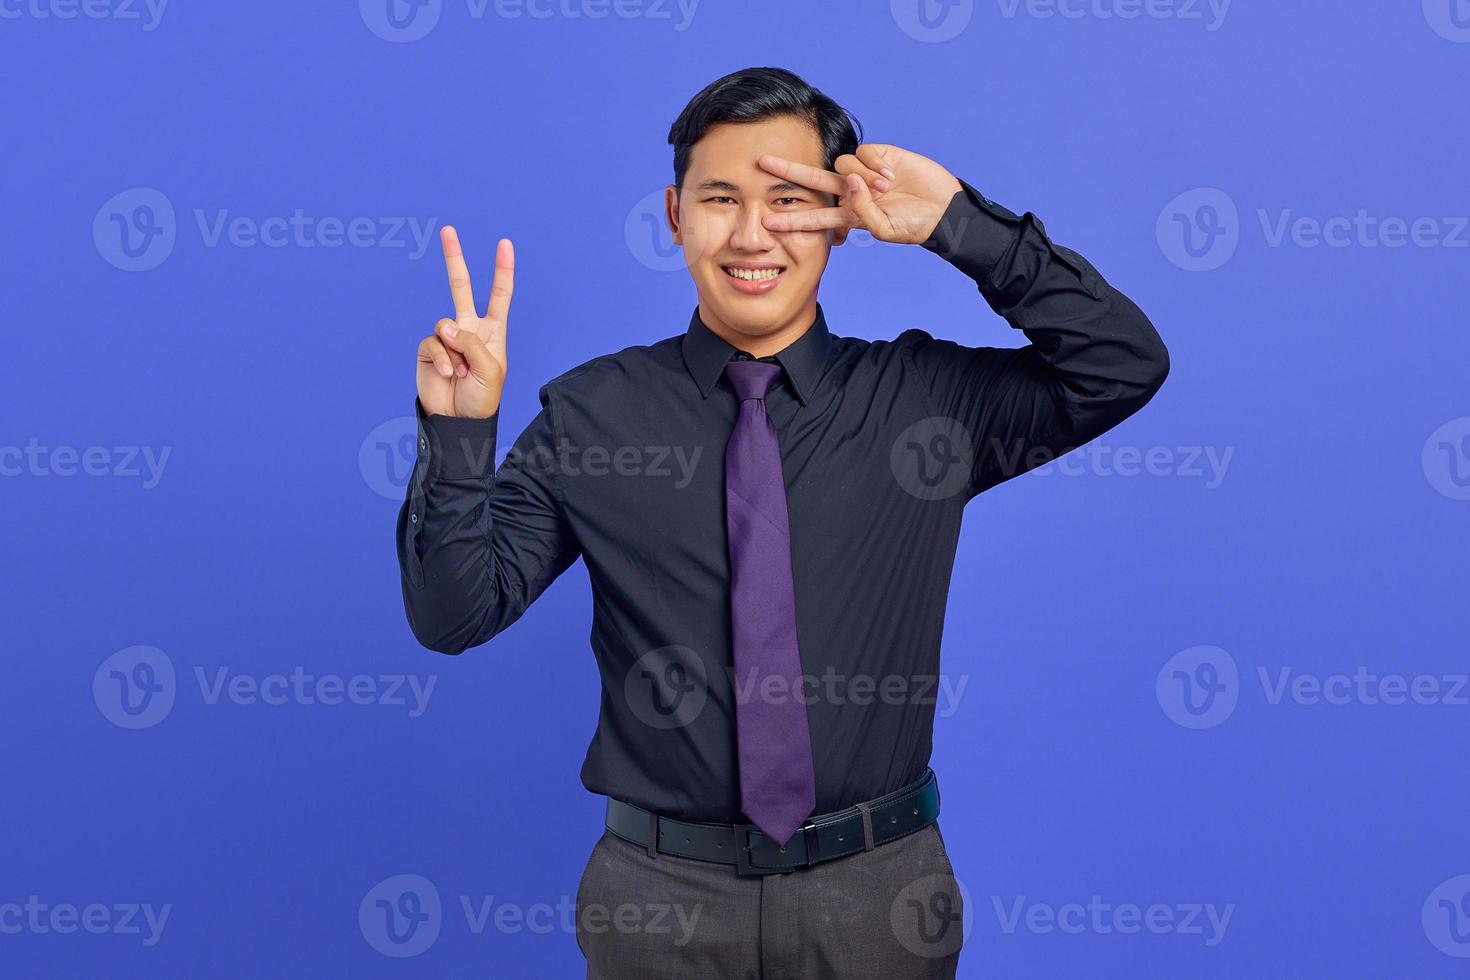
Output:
top-left (728, 199), bottom-right (778, 253)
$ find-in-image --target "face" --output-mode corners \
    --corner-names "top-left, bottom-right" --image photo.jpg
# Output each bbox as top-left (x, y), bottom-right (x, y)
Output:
top-left (665, 115), bottom-right (848, 352)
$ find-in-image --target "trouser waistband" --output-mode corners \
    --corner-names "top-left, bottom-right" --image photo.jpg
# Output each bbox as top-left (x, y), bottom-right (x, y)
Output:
top-left (603, 767), bottom-right (941, 876)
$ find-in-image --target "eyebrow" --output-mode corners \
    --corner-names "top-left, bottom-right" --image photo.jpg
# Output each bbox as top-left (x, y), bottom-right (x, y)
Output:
top-left (693, 178), bottom-right (807, 194)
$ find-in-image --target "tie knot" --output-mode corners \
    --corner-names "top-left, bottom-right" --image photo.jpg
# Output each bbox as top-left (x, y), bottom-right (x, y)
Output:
top-left (723, 359), bottom-right (782, 401)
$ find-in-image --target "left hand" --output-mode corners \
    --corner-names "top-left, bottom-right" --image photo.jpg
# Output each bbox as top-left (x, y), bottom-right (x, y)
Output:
top-left (757, 144), bottom-right (964, 245)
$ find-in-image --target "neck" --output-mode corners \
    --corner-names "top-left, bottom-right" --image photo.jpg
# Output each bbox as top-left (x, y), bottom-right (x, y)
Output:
top-left (699, 298), bottom-right (817, 359)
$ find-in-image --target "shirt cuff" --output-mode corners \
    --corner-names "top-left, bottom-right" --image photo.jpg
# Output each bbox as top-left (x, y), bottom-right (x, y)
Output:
top-left (919, 176), bottom-right (1024, 282)
top-left (415, 397), bottom-right (499, 482)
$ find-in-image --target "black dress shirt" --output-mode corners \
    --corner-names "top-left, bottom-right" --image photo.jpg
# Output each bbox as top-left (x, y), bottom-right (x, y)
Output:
top-left (396, 177), bottom-right (1169, 822)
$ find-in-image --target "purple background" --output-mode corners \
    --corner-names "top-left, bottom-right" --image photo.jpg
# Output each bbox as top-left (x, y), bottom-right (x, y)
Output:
top-left (3, 1), bottom-right (1468, 976)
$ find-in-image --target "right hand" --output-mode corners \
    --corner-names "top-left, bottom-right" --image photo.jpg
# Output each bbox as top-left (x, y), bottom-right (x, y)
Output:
top-left (417, 226), bottom-right (512, 419)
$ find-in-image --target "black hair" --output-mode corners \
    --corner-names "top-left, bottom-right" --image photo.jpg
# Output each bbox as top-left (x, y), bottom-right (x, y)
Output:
top-left (666, 67), bottom-right (863, 201)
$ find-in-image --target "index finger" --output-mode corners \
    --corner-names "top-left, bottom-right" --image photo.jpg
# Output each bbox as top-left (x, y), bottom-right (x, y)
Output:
top-left (440, 225), bottom-right (477, 319)
top-left (756, 153), bottom-right (845, 199)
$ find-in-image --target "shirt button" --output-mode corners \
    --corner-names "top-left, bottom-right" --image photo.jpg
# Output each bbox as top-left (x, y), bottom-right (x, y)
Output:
top-left (419, 437), bottom-right (428, 453)
top-left (410, 513), bottom-right (419, 524)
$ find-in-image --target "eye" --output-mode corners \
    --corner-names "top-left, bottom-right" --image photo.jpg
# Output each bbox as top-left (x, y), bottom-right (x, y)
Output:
top-left (707, 196), bottom-right (736, 204)
top-left (774, 197), bottom-right (801, 206)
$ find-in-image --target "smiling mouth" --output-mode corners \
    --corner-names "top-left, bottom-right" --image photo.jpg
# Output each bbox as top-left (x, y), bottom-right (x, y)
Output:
top-left (722, 265), bottom-right (786, 282)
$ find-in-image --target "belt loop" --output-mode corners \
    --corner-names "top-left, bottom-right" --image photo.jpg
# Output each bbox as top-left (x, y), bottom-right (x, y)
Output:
top-left (854, 801), bottom-right (875, 852)
top-left (647, 810), bottom-right (660, 859)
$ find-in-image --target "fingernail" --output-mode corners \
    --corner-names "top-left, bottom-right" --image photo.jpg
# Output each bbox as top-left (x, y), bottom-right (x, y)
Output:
top-left (457, 364), bottom-right (468, 378)
top-left (440, 363), bottom-right (452, 377)
top-left (875, 177), bottom-right (891, 191)
top-left (881, 166), bottom-right (895, 179)
top-left (444, 324), bottom-right (459, 338)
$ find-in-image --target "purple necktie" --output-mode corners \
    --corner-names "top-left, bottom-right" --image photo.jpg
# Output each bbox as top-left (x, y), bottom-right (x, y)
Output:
top-left (722, 358), bottom-right (817, 848)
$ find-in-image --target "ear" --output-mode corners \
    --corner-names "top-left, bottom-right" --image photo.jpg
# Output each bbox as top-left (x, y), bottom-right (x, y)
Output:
top-left (665, 184), bottom-right (682, 244)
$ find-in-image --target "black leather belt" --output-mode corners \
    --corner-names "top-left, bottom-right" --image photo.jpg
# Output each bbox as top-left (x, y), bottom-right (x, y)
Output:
top-left (604, 767), bottom-right (941, 876)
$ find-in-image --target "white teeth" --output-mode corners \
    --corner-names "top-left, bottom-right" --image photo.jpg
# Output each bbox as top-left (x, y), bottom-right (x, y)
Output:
top-left (724, 267), bottom-right (783, 281)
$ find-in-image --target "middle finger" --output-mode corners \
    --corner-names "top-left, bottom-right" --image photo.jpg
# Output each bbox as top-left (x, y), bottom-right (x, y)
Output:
top-left (756, 153), bottom-right (847, 198)
top-left (440, 226), bottom-right (478, 320)
top-left (833, 154), bottom-right (890, 192)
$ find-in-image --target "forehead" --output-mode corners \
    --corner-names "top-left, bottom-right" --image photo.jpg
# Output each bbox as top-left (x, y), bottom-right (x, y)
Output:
top-left (684, 115), bottom-right (825, 182)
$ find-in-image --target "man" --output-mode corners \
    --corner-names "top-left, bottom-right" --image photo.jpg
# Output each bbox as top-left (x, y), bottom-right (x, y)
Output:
top-left (397, 66), bottom-right (1168, 978)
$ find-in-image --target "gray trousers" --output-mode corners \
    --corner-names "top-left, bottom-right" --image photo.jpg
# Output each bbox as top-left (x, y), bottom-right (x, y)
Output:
top-left (574, 819), bottom-right (965, 979)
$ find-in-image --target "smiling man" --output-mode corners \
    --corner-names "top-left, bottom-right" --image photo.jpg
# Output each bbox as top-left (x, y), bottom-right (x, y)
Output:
top-left (397, 66), bottom-right (1168, 978)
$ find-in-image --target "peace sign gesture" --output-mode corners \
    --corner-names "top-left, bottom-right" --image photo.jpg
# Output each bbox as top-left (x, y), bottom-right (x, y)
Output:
top-left (757, 143), bottom-right (964, 246)
top-left (416, 226), bottom-right (513, 419)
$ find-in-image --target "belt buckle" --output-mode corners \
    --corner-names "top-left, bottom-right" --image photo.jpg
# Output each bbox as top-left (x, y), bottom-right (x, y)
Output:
top-left (734, 820), bottom-right (816, 877)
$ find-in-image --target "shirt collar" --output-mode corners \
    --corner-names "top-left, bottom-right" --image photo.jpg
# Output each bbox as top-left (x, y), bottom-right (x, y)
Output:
top-left (681, 302), bottom-right (833, 405)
